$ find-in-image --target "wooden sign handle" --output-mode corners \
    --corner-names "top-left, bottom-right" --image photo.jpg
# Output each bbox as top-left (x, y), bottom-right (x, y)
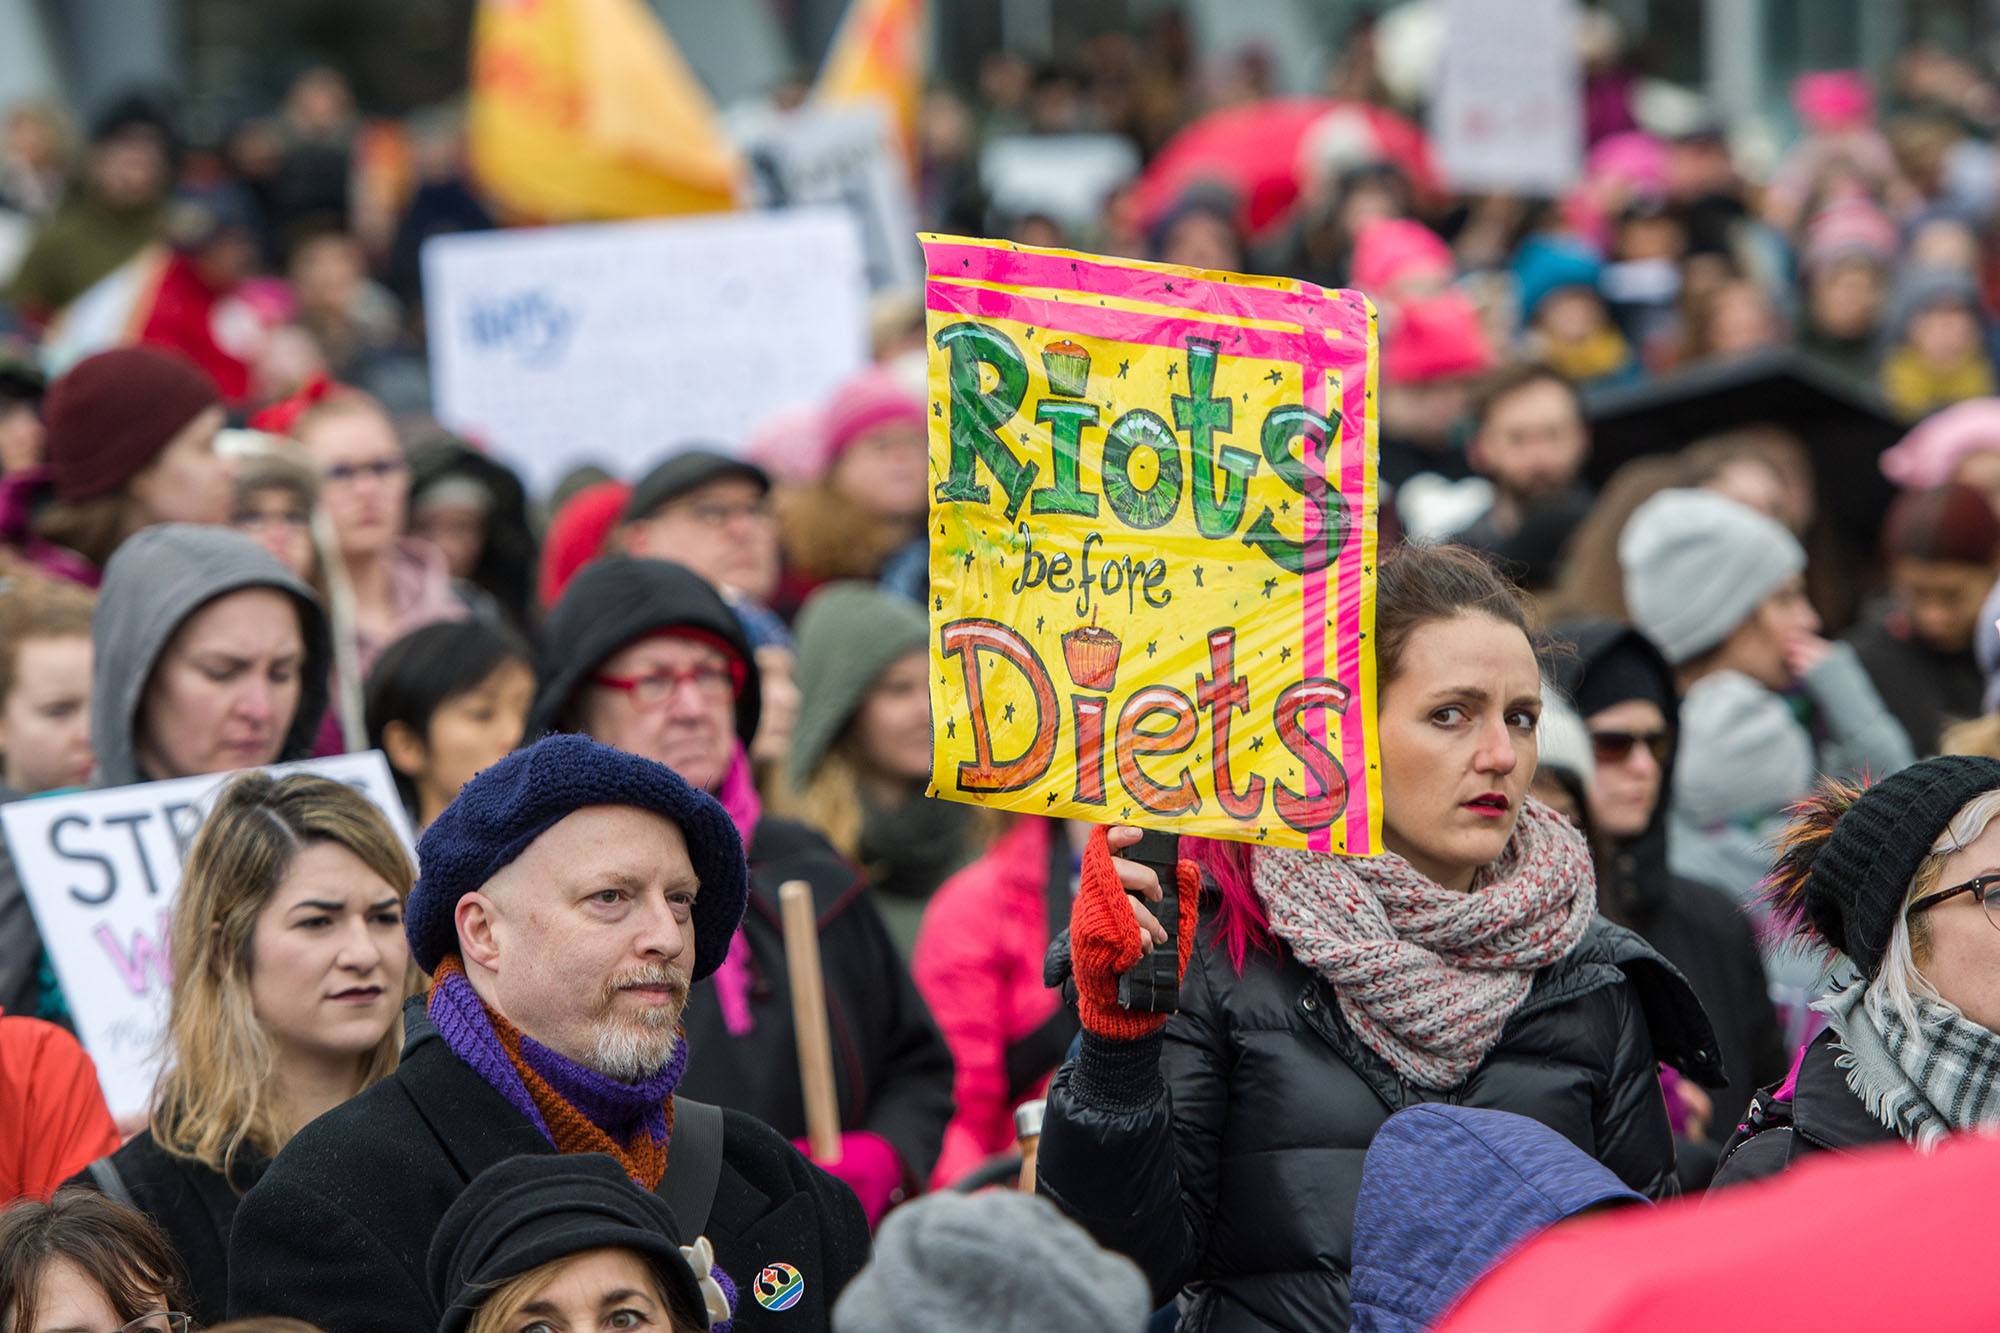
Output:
top-left (779, 880), bottom-right (843, 1164)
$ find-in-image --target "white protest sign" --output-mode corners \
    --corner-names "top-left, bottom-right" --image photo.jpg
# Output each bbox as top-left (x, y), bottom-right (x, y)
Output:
top-left (736, 102), bottom-right (923, 293)
top-left (1430, 0), bottom-right (1582, 196)
top-left (978, 133), bottom-right (1141, 235)
top-left (4, 751), bottom-right (413, 1119)
top-left (423, 209), bottom-right (870, 496)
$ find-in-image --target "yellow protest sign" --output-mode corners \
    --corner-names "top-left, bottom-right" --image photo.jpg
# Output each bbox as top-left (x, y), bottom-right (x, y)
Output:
top-left (923, 236), bottom-right (1382, 854)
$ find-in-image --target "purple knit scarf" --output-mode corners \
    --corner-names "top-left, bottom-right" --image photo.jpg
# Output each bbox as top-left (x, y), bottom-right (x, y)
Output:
top-left (427, 964), bottom-right (687, 1159)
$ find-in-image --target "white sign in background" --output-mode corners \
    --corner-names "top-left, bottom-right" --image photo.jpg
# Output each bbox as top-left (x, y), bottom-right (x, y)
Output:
top-left (4, 752), bottom-right (414, 1120)
top-left (422, 209), bottom-right (871, 497)
top-left (737, 102), bottom-right (923, 293)
top-left (1430, 0), bottom-right (1582, 197)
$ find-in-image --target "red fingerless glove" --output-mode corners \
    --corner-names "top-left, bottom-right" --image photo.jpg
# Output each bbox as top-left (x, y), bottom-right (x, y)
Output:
top-left (1069, 826), bottom-right (1201, 1040)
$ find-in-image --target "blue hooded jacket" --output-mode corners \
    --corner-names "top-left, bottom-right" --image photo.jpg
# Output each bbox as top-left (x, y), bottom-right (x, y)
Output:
top-left (1348, 1105), bottom-right (1647, 1331)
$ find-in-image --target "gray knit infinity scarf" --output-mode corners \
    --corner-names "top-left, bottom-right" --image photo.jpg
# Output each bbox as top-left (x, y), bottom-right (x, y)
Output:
top-left (1256, 799), bottom-right (1596, 1090)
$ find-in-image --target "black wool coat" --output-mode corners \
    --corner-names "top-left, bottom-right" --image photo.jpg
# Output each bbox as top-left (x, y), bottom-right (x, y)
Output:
top-left (226, 1001), bottom-right (869, 1332)
top-left (1037, 907), bottom-right (1721, 1333)
top-left (678, 816), bottom-right (954, 1191)
top-left (66, 1131), bottom-right (268, 1327)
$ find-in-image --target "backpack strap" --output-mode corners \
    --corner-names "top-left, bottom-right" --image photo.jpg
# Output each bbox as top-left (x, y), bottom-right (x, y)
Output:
top-left (657, 1097), bottom-right (725, 1237)
top-left (86, 1156), bottom-right (136, 1209)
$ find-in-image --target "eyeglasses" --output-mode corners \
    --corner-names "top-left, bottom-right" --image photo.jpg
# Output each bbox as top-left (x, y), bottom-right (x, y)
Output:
top-left (1909, 873), bottom-right (2000, 925)
top-left (592, 661), bottom-right (743, 708)
top-left (671, 498), bottom-right (775, 529)
top-left (232, 507), bottom-right (310, 530)
top-left (1590, 728), bottom-right (1672, 768)
top-left (116, 1314), bottom-right (192, 1333)
top-left (322, 457), bottom-right (406, 486)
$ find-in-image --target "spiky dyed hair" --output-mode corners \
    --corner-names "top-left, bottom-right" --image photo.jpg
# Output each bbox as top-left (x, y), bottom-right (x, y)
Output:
top-left (1761, 775), bottom-right (1867, 959)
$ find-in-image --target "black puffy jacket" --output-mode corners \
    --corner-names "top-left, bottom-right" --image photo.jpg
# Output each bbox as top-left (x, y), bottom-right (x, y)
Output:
top-left (1037, 903), bottom-right (1720, 1333)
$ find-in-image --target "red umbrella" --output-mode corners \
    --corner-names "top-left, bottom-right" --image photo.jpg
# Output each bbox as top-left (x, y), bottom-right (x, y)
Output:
top-left (1437, 1134), bottom-right (2000, 1331)
top-left (1134, 97), bottom-right (1441, 241)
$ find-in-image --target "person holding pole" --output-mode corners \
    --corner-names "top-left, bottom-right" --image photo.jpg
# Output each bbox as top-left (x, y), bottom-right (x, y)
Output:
top-left (1036, 543), bottom-right (1722, 1333)
top-left (226, 733), bottom-right (869, 1329)
top-left (525, 557), bottom-right (953, 1226)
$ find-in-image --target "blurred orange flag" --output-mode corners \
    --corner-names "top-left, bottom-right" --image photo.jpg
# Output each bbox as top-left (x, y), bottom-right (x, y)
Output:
top-left (814, 0), bottom-right (927, 158)
top-left (468, 0), bottom-right (743, 221)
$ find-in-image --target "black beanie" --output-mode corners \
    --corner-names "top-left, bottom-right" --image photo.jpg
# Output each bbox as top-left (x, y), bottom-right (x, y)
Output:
top-left (1573, 636), bottom-right (1675, 722)
top-left (428, 1153), bottom-right (713, 1333)
top-left (1791, 756), bottom-right (2000, 976)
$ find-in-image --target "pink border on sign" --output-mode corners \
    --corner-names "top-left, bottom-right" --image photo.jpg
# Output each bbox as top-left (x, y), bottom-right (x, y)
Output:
top-left (924, 238), bottom-right (1375, 855)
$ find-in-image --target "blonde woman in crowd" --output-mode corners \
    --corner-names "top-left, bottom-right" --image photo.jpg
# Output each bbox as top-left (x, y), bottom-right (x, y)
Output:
top-left (66, 772), bottom-right (418, 1325)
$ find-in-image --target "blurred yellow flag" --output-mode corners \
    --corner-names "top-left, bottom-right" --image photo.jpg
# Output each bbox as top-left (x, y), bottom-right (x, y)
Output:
top-left (469, 0), bottom-right (743, 220)
top-left (814, 0), bottom-right (927, 157)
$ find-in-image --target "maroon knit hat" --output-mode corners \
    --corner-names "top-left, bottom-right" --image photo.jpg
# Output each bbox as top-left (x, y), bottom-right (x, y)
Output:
top-left (43, 346), bottom-right (222, 503)
top-left (1883, 482), bottom-right (2000, 566)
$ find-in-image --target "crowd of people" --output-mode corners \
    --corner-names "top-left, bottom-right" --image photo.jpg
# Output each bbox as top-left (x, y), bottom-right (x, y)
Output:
top-left (11, 11), bottom-right (2000, 1332)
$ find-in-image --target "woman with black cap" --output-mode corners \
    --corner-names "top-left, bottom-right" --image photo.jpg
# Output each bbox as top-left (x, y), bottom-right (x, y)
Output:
top-left (1714, 755), bottom-right (2000, 1185)
top-left (431, 1153), bottom-right (730, 1333)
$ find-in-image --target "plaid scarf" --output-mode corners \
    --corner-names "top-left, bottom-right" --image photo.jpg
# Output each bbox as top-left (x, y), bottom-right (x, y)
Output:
top-left (1255, 798), bottom-right (1596, 1090)
top-left (1819, 979), bottom-right (2000, 1150)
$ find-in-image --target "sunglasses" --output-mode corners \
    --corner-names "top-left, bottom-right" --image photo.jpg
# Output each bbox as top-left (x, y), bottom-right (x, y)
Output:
top-left (1589, 728), bottom-right (1672, 768)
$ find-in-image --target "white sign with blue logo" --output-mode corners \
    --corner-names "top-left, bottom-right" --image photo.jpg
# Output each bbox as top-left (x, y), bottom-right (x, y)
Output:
top-left (422, 208), bottom-right (871, 496)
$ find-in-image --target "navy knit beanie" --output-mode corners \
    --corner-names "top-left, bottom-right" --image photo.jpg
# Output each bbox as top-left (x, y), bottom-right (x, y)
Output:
top-left (406, 733), bottom-right (748, 980)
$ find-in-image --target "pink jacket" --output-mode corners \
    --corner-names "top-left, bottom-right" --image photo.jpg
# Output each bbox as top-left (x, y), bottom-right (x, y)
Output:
top-left (911, 817), bottom-right (1073, 1188)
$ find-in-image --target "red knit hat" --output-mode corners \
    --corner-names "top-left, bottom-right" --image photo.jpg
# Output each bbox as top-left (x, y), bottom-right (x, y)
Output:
top-left (43, 346), bottom-right (222, 503)
top-left (1382, 293), bottom-right (1496, 385)
top-left (538, 479), bottom-right (633, 609)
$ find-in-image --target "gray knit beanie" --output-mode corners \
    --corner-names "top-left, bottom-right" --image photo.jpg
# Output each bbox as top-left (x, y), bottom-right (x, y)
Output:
top-left (1618, 489), bottom-right (1805, 665)
top-left (789, 581), bottom-right (929, 788)
top-left (831, 1191), bottom-right (1150, 1333)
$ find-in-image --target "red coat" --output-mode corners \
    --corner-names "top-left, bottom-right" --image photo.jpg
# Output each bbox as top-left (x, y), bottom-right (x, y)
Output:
top-left (1438, 1132), bottom-right (2000, 1330)
top-left (912, 818), bottom-right (1076, 1188)
top-left (137, 252), bottom-right (256, 403)
top-left (0, 1011), bottom-right (120, 1202)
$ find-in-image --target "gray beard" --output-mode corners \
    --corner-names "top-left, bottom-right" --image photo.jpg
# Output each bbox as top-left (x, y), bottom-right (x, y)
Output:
top-left (585, 1003), bottom-right (682, 1081)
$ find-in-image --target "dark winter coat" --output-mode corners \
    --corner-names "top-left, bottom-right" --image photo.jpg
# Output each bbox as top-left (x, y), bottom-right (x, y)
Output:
top-left (66, 1131), bottom-right (268, 1327)
top-left (1711, 1028), bottom-right (1898, 1187)
top-left (1551, 621), bottom-right (1788, 1145)
top-left (679, 815), bottom-right (954, 1190)
top-left (227, 999), bottom-right (869, 1331)
top-left (1844, 599), bottom-right (1984, 757)
top-left (1036, 905), bottom-right (1720, 1333)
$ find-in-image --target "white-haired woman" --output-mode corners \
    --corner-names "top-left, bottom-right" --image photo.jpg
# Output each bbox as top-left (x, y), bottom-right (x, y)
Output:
top-left (1715, 755), bottom-right (2000, 1184)
top-left (67, 772), bottom-right (418, 1323)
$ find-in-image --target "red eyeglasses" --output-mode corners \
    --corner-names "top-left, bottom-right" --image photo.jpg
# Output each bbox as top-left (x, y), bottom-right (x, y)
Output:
top-left (591, 660), bottom-right (744, 708)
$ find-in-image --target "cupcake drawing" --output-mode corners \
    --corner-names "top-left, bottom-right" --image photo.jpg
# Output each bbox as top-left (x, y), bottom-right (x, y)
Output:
top-left (1062, 620), bottom-right (1122, 691)
top-left (1041, 339), bottom-right (1092, 397)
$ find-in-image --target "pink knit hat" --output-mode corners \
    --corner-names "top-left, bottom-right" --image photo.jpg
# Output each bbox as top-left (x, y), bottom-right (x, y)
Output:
top-left (1350, 218), bottom-right (1454, 299)
top-left (1382, 293), bottom-right (1496, 385)
top-left (1794, 71), bottom-right (1874, 133)
top-left (1880, 398), bottom-right (2000, 488)
top-left (1801, 196), bottom-right (1898, 275)
top-left (820, 365), bottom-right (925, 470)
top-left (742, 405), bottom-right (828, 484)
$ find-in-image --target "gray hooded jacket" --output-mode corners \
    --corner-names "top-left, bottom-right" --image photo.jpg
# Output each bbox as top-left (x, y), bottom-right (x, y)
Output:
top-left (0, 525), bottom-right (331, 1016)
top-left (90, 523), bottom-right (332, 787)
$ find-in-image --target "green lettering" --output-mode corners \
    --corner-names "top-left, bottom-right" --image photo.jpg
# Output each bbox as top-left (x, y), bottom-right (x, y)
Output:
top-left (1244, 405), bottom-right (1348, 575)
top-left (1102, 409), bottom-right (1183, 530)
top-left (934, 321), bottom-right (1035, 520)
top-left (1173, 338), bottom-right (1256, 539)
top-left (1029, 400), bottom-right (1100, 516)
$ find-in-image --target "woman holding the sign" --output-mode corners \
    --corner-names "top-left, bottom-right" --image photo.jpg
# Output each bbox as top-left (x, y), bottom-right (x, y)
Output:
top-left (67, 771), bottom-right (417, 1325)
top-left (1036, 543), bottom-right (1720, 1333)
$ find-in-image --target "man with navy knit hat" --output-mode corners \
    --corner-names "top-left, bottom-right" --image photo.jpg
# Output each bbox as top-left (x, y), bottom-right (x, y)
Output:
top-left (228, 733), bottom-right (868, 1332)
